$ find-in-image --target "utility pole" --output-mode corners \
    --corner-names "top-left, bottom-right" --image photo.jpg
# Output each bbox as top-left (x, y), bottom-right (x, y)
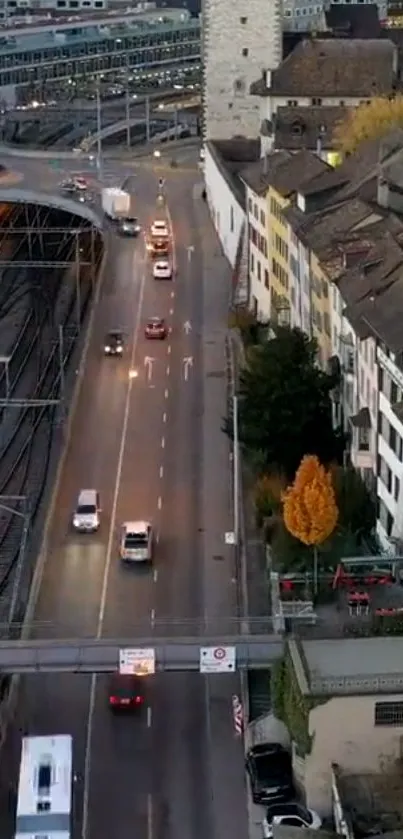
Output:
top-left (145, 95), bottom-right (150, 144)
top-left (233, 394), bottom-right (239, 546)
top-left (125, 55), bottom-right (130, 150)
top-left (96, 78), bottom-right (102, 180)
top-left (75, 239), bottom-right (81, 328)
top-left (58, 324), bottom-right (65, 409)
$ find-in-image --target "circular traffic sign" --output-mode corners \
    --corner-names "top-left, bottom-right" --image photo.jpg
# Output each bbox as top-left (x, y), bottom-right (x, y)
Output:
top-left (213, 647), bottom-right (226, 660)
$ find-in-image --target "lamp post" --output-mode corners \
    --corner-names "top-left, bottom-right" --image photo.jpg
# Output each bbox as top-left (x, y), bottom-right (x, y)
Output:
top-left (233, 394), bottom-right (240, 546)
top-left (96, 78), bottom-right (102, 180)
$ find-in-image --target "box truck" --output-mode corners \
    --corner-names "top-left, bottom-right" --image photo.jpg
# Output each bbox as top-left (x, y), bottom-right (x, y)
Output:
top-left (102, 187), bottom-right (131, 220)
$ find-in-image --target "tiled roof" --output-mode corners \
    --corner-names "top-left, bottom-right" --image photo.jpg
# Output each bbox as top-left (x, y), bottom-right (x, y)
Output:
top-left (266, 38), bottom-right (397, 98)
top-left (325, 4), bottom-right (381, 38)
top-left (206, 139), bottom-right (260, 208)
top-left (271, 105), bottom-right (347, 152)
top-left (240, 151), bottom-right (291, 195)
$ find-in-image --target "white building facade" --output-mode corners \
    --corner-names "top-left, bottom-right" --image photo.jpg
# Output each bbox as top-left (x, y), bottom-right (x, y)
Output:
top-left (288, 228), bottom-right (312, 333)
top-left (204, 144), bottom-right (245, 268)
top-left (203, 0), bottom-right (282, 140)
top-left (376, 347), bottom-right (403, 549)
top-left (244, 186), bottom-right (270, 319)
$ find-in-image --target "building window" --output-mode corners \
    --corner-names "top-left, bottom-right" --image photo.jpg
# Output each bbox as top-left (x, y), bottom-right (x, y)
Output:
top-left (378, 497), bottom-right (394, 536)
top-left (242, 47), bottom-right (249, 56)
top-left (395, 476), bottom-right (400, 502)
top-left (230, 206), bottom-right (234, 233)
top-left (264, 269), bottom-right (269, 289)
top-left (240, 15), bottom-right (247, 22)
top-left (311, 97), bottom-right (322, 105)
top-left (260, 209), bottom-right (266, 226)
top-left (253, 203), bottom-right (258, 219)
top-left (248, 197), bottom-right (252, 212)
top-left (257, 261), bottom-right (261, 281)
top-left (250, 253), bottom-right (254, 272)
top-left (375, 701), bottom-right (403, 726)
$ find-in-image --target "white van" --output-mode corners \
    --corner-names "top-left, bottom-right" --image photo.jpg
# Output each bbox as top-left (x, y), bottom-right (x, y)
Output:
top-left (120, 521), bottom-right (153, 562)
top-left (72, 489), bottom-right (101, 533)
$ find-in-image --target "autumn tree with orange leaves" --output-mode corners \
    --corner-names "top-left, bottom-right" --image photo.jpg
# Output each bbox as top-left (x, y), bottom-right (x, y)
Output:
top-left (283, 455), bottom-right (338, 593)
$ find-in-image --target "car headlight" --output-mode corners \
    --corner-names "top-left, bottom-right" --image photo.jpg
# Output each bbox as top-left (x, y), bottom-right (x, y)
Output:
top-left (117, 346), bottom-right (123, 353)
top-left (104, 346), bottom-right (110, 352)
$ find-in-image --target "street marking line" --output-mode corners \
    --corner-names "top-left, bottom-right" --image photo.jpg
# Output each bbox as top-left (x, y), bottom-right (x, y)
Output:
top-left (166, 365), bottom-right (170, 376)
top-left (82, 243), bottom-right (148, 839)
top-left (156, 532), bottom-right (160, 545)
top-left (153, 568), bottom-right (158, 582)
top-left (162, 412), bottom-right (167, 423)
top-left (151, 608), bottom-right (155, 626)
top-left (171, 291), bottom-right (175, 299)
top-left (159, 465), bottom-right (164, 478)
top-left (161, 436), bottom-right (165, 448)
top-left (167, 345), bottom-right (171, 355)
top-left (164, 389), bottom-right (169, 399)
top-left (158, 496), bottom-right (162, 510)
top-left (147, 794), bottom-right (153, 839)
top-left (169, 308), bottom-right (174, 316)
top-left (147, 706), bottom-right (152, 728)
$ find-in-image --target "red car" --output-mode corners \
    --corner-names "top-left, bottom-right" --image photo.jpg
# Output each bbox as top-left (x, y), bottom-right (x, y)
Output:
top-left (145, 317), bottom-right (167, 340)
top-left (108, 673), bottom-right (145, 711)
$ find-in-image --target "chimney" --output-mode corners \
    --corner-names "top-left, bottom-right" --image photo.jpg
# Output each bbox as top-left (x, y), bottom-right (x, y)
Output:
top-left (266, 69), bottom-right (272, 89)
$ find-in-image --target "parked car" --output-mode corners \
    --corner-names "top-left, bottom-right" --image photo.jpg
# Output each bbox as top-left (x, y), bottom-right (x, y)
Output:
top-left (246, 743), bottom-right (295, 805)
top-left (262, 803), bottom-right (322, 838)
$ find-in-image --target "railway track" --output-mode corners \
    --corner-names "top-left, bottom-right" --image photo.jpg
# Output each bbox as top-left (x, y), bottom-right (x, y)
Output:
top-left (0, 229), bottom-right (97, 624)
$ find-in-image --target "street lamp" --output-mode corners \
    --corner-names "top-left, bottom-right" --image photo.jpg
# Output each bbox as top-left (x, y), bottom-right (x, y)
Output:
top-left (233, 395), bottom-right (240, 546)
top-left (0, 355), bottom-right (11, 400)
top-left (96, 77), bottom-right (102, 179)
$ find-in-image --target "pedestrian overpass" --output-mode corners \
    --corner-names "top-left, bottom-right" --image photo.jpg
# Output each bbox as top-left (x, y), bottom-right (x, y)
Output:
top-left (0, 634), bottom-right (285, 674)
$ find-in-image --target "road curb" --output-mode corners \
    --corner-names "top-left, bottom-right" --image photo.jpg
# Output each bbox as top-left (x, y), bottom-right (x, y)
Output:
top-left (0, 227), bottom-right (110, 741)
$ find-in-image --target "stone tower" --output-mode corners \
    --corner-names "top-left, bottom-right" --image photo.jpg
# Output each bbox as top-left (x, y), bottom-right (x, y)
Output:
top-left (202, 0), bottom-right (283, 141)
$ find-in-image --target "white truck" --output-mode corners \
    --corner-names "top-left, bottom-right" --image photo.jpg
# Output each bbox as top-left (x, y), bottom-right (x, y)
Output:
top-left (102, 187), bottom-right (131, 220)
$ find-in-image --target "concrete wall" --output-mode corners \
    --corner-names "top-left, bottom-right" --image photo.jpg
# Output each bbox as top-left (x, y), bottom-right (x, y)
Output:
top-left (204, 145), bottom-right (245, 268)
top-left (302, 693), bottom-right (403, 816)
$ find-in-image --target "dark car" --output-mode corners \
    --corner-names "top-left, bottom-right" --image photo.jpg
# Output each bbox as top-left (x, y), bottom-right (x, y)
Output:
top-left (108, 673), bottom-right (145, 710)
top-left (245, 743), bottom-right (295, 805)
top-left (119, 217), bottom-right (141, 237)
top-left (151, 239), bottom-right (169, 258)
top-left (104, 330), bottom-right (124, 356)
top-left (145, 317), bottom-right (167, 340)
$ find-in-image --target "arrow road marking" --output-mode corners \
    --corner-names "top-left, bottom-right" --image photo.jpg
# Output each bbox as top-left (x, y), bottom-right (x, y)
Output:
top-left (183, 356), bottom-right (193, 381)
top-left (144, 356), bottom-right (155, 382)
top-left (184, 321), bottom-right (192, 335)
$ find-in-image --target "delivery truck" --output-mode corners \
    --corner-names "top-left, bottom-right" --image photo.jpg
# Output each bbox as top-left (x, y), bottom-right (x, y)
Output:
top-left (102, 187), bottom-right (131, 220)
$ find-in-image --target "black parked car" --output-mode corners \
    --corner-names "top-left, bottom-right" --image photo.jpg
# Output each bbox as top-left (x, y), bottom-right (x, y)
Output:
top-left (245, 743), bottom-right (295, 805)
top-left (104, 330), bottom-right (124, 356)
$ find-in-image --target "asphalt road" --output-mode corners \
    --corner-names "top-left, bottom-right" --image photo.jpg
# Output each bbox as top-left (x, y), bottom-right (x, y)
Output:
top-left (0, 160), bottom-right (248, 839)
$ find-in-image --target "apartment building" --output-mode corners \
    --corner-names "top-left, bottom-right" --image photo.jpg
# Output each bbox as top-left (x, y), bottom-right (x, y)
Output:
top-left (250, 38), bottom-right (399, 154)
top-left (238, 162), bottom-right (271, 319)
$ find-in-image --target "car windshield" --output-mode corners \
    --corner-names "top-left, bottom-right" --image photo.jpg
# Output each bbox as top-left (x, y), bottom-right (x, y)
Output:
top-left (124, 218), bottom-right (137, 224)
top-left (110, 676), bottom-right (141, 698)
top-left (108, 333), bottom-right (122, 343)
top-left (77, 504), bottom-right (95, 515)
top-left (255, 752), bottom-right (291, 781)
top-left (149, 320), bottom-right (162, 328)
top-left (125, 534), bottom-right (147, 548)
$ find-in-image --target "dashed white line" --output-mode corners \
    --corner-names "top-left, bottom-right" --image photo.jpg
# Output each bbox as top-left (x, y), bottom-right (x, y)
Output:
top-left (156, 532), bottom-right (160, 545)
top-left (153, 567), bottom-right (159, 582)
top-left (151, 607), bottom-right (155, 626)
top-left (166, 365), bottom-right (170, 376)
top-left (167, 345), bottom-right (172, 355)
top-left (162, 412), bottom-right (167, 423)
top-left (158, 496), bottom-right (162, 510)
top-left (169, 308), bottom-right (174, 316)
top-left (147, 706), bottom-right (152, 728)
top-left (159, 465), bottom-right (164, 478)
top-left (161, 436), bottom-right (165, 448)
top-left (170, 291), bottom-right (175, 298)
top-left (165, 389), bottom-right (169, 399)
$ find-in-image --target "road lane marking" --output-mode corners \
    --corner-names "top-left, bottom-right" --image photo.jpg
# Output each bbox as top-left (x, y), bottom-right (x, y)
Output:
top-left (167, 345), bottom-right (171, 356)
top-left (162, 412), bottom-right (167, 423)
top-left (159, 465), bottom-right (164, 478)
top-left (147, 706), bottom-right (152, 728)
top-left (171, 290), bottom-right (175, 299)
top-left (169, 308), bottom-right (174, 316)
top-left (166, 365), bottom-right (170, 376)
top-left (158, 496), bottom-right (162, 510)
top-left (82, 245), bottom-right (148, 839)
top-left (153, 567), bottom-right (158, 582)
top-left (161, 436), bottom-right (165, 448)
top-left (164, 389), bottom-right (169, 399)
top-left (151, 607), bottom-right (155, 626)
top-left (147, 793), bottom-right (153, 839)
top-left (156, 532), bottom-right (160, 545)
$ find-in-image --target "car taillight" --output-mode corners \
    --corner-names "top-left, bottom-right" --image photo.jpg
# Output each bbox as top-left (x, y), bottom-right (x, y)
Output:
top-left (109, 696), bottom-right (119, 705)
top-left (135, 695), bottom-right (143, 705)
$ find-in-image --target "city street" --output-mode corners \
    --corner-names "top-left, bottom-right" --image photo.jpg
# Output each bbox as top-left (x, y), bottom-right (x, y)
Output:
top-left (0, 160), bottom-right (248, 839)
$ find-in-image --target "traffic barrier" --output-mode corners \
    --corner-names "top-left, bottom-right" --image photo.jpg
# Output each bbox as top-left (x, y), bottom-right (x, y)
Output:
top-left (232, 694), bottom-right (244, 737)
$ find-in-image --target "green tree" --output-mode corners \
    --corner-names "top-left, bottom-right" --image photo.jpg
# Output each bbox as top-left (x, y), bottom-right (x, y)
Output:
top-left (227, 326), bottom-right (343, 478)
top-left (333, 96), bottom-right (403, 155)
top-left (331, 465), bottom-right (376, 539)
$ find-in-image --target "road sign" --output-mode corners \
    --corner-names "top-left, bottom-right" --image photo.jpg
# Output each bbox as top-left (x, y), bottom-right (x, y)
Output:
top-left (199, 645), bottom-right (236, 673)
top-left (119, 647), bottom-right (155, 676)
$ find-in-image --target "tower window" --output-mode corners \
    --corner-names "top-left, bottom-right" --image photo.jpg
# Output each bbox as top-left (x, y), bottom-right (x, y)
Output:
top-left (242, 47), bottom-right (249, 56)
top-left (240, 15), bottom-right (247, 22)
